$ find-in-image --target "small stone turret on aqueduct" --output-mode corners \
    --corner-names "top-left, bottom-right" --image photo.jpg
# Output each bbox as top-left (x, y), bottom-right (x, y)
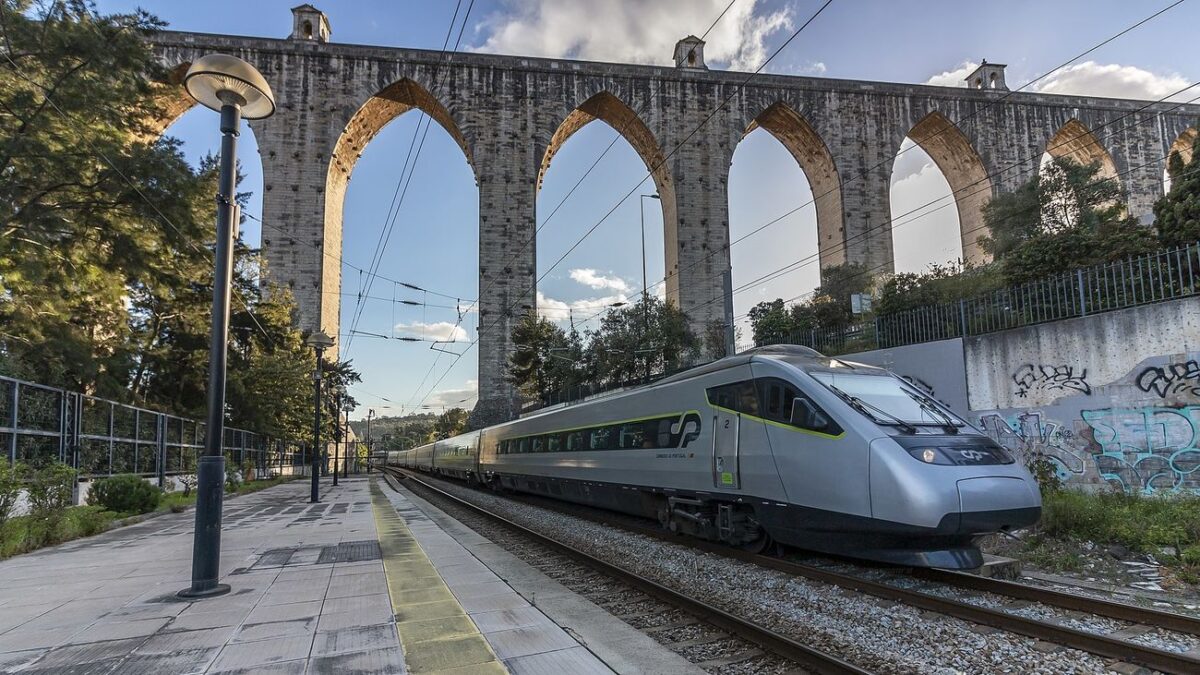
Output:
top-left (147, 5), bottom-right (1199, 425)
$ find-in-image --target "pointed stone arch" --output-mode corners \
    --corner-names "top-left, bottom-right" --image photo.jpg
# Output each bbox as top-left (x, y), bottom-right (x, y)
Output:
top-left (1044, 119), bottom-right (1121, 188)
top-left (326, 77), bottom-right (475, 230)
top-left (743, 101), bottom-right (844, 267)
top-left (905, 111), bottom-right (994, 263)
top-left (537, 91), bottom-right (679, 300)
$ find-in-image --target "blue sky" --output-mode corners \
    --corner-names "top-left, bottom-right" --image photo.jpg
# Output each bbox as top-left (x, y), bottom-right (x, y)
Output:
top-left (98, 0), bottom-right (1197, 418)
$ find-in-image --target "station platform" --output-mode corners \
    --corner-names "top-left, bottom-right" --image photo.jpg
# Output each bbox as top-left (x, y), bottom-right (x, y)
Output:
top-left (0, 475), bottom-right (698, 674)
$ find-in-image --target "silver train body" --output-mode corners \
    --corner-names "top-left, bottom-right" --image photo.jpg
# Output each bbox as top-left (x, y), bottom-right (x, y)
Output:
top-left (387, 345), bottom-right (1040, 568)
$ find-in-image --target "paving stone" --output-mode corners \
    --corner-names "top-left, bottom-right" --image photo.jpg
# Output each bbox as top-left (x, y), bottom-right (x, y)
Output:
top-left (308, 647), bottom-right (406, 675)
top-left (485, 625), bottom-right (581, 660)
top-left (231, 618), bottom-right (319, 643)
top-left (311, 623), bottom-right (399, 656)
top-left (504, 646), bottom-right (614, 675)
top-left (208, 635), bottom-right (314, 671)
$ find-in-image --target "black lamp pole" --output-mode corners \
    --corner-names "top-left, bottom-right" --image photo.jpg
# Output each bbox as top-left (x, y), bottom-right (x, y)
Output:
top-left (178, 54), bottom-right (276, 600)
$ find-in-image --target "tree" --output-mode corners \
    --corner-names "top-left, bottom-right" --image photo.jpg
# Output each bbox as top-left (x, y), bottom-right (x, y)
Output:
top-left (584, 296), bottom-right (697, 387)
top-left (1155, 129), bottom-right (1200, 249)
top-left (981, 157), bottom-right (1158, 284)
top-left (431, 408), bottom-right (468, 441)
top-left (748, 299), bottom-right (794, 346)
top-left (508, 311), bottom-right (578, 401)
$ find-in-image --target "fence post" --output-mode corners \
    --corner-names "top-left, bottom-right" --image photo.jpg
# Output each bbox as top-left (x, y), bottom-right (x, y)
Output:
top-left (157, 414), bottom-right (167, 489)
top-left (958, 299), bottom-right (968, 337)
top-left (9, 380), bottom-right (19, 464)
top-left (1076, 268), bottom-right (1087, 317)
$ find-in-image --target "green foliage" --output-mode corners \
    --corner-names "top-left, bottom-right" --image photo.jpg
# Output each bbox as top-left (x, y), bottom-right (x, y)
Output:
top-left (431, 408), bottom-right (468, 441)
top-left (508, 296), bottom-right (699, 403)
top-left (224, 462), bottom-right (242, 491)
top-left (86, 474), bottom-right (161, 515)
top-left (22, 462), bottom-right (75, 546)
top-left (0, 462), bottom-right (23, 526)
top-left (981, 157), bottom-right (1159, 284)
top-left (748, 263), bottom-right (876, 346)
top-left (1038, 489), bottom-right (1200, 554)
top-left (875, 261), bottom-right (1004, 315)
top-left (1026, 457), bottom-right (1063, 496)
top-left (0, 2), bottom-right (332, 446)
top-left (1154, 128), bottom-right (1200, 249)
top-left (0, 505), bottom-right (119, 559)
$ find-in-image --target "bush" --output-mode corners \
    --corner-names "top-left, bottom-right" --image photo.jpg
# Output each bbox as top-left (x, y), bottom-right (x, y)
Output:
top-left (23, 462), bottom-right (75, 547)
top-left (0, 461), bottom-right (24, 527)
top-left (224, 462), bottom-right (241, 492)
top-left (87, 474), bottom-right (161, 515)
top-left (1039, 489), bottom-right (1200, 554)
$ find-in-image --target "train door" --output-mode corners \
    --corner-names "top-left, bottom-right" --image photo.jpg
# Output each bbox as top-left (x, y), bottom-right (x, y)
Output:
top-left (712, 407), bottom-right (740, 489)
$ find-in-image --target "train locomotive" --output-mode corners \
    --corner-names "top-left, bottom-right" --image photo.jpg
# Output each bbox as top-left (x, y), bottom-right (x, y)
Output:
top-left (386, 345), bottom-right (1041, 569)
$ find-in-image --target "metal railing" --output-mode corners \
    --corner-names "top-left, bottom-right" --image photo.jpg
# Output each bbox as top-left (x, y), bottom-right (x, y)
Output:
top-left (760, 241), bottom-right (1200, 355)
top-left (0, 375), bottom-right (314, 480)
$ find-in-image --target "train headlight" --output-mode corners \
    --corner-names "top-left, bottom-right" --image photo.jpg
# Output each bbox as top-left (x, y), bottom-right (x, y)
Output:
top-left (906, 446), bottom-right (953, 465)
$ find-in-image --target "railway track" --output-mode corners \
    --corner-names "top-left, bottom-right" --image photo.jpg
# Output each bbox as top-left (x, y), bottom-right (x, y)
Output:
top-left (393, 468), bottom-right (1200, 674)
top-left (379, 467), bottom-right (869, 675)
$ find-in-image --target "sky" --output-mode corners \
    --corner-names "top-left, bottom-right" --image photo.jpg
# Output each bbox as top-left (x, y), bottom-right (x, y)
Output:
top-left (95, 0), bottom-right (1198, 420)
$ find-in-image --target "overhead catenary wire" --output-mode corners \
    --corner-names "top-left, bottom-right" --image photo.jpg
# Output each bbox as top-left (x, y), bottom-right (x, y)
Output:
top-left (409, 0), bottom-right (836, 410)
top-left (412, 1), bottom-right (1192, 410)
top-left (344, 0), bottom-right (477, 357)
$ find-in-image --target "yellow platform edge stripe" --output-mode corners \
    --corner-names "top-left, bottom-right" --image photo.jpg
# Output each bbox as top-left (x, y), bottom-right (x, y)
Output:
top-left (370, 478), bottom-right (508, 675)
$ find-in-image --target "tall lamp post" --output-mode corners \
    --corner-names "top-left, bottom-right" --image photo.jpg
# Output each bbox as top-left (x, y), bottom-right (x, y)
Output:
top-left (365, 408), bottom-right (376, 472)
top-left (332, 392), bottom-right (341, 487)
top-left (343, 399), bottom-right (354, 476)
top-left (178, 54), bottom-right (276, 599)
top-left (306, 330), bottom-right (334, 502)
top-left (639, 194), bottom-right (659, 381)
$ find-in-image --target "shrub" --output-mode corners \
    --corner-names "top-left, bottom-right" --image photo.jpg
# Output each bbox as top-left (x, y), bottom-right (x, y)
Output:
top-left (87, 474), bottom-right (161, 515)
top-left (1026, 457), bottom-right (1063, 495)
top-left (23, 462), bottom-right (75, 547)
top-left (224, 462), bottom-right (241, 492)
top-left (178, 473), bottom-right (197, 496)
top-left (0, 461), bottom-right (24, 527)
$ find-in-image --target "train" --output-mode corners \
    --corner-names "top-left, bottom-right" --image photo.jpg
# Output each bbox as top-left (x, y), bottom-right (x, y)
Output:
top-left (385, 345), bottom-right (1041, 569)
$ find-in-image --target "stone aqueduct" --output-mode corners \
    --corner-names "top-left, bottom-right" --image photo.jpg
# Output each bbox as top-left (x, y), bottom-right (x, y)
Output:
top-left (149, 6), bottom-right (1199, 424)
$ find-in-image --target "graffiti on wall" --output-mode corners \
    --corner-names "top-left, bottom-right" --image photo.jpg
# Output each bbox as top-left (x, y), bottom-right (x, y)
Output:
top-left (1136, 361), bottom-right (1200, 398)
top-left (979, 412), bottom-right (1087, 482)
top-left (1012, 364), bottom-right (1091, 399)
top-left (1081, 406), bottom-right (1200, 493)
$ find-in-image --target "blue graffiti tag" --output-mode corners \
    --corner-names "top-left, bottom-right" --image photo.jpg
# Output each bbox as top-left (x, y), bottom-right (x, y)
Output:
top-left (1081, 407), bottom-right (1200, 493)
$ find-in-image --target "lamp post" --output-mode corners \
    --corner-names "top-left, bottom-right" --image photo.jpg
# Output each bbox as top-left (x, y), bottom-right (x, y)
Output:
top-left (366, 408), bottom-right (377, 472)
top-left (177, 54), bottom-right (276, 599)
top-left (306, 330), bottom-right (334, 502)
top-left (640, 194), bottom-right (660, 382)
top-left (332, 393), bottom-right (341, 487)
top-left (344, 399), bottom-right (354, 476)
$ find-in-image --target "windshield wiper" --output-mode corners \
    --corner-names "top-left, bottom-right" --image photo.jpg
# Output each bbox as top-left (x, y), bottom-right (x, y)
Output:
top-left (827, 385), bottom-right (917, 434)
top-left (905, 391), bottom-right (962, 434)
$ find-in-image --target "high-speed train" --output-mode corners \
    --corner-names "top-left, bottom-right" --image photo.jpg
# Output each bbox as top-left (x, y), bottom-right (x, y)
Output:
top-left (387, 345), bottom-right (1041, 568)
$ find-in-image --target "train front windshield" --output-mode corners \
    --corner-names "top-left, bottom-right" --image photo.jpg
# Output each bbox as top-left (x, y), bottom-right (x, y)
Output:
top-left (809, 372), bottom-right (965, 428)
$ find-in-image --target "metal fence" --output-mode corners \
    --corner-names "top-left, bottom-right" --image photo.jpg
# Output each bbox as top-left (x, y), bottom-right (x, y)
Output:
top-left (762, 241), bottom-right (1200, 354)
top-left (0, 375), bottom-right (313, 480)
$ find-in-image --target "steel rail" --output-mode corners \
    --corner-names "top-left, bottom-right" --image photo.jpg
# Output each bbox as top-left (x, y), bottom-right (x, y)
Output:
top-left (380, 467), bottom-right (871, 675)
top-left (389, 469), bottom-right (1200, 674)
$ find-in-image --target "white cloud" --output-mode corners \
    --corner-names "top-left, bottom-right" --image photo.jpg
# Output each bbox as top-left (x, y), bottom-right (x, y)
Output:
top-left (393, 321), bottom-right (468, 342)
top-left (535, 290), bottom-right (630, 323)
top-left (798, 61), bottom-right (827, 76)
top-left (569, 268), bottom-right (631, 292)
top-left (924, 61), bottom-right (978, 88)
top-left (1033, 61), bottom-right (1191, 101)
top-left (426, 380), bottom-right (478, 409)
top-left (473, 0), bottom-right (793, 72)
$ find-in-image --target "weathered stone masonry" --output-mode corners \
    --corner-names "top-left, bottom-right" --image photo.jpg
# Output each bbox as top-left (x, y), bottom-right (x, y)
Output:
top-left (148, 7), bottom-right (1199, 425)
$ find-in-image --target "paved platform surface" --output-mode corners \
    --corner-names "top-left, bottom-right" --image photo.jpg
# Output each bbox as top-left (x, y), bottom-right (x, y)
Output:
top-left (0, 475), bottom-right (698, 674)
top-left (0, 478), bottom-right (401, 674)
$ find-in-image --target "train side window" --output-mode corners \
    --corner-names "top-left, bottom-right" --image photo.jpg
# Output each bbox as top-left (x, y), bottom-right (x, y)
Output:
top-left (755, 377), bottom-right (841, 434)
top-left (589, 426), bottom-right (611, 450)
top-left (531, 436), bottom-right (544, 453)
top-left (566, 431), bottom-right (584, 451)
top-left (517, 437), bottom-right (530, 454)
top-left (546, 434), bottom-right (561, 452)
top-left (707, 381), bottom-right (759, 416)
top-left (618, 423), bottom-right (642, 449)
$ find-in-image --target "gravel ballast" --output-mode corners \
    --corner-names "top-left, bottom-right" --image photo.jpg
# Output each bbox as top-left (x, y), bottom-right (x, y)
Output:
top-left (398, 475), bottom-right (1123, 674)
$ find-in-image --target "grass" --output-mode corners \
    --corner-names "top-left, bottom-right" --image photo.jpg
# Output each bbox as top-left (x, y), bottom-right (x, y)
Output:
top-left (0, 505), bottom-right (120, 559)
top-left (0, 474), bottom-right (301, 560)
top-left (1017, 488), bottom-right (1200, 579)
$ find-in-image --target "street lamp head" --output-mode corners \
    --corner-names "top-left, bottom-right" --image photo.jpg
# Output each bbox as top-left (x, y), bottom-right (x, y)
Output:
top-left (610, 301), bottom-right (627, 307)
top-left (305, 330), bottom-right (335, 350)
top-left (184, 54), bottom-right (276, 119)
top-left (643, 193), bottom-right (661, 200)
